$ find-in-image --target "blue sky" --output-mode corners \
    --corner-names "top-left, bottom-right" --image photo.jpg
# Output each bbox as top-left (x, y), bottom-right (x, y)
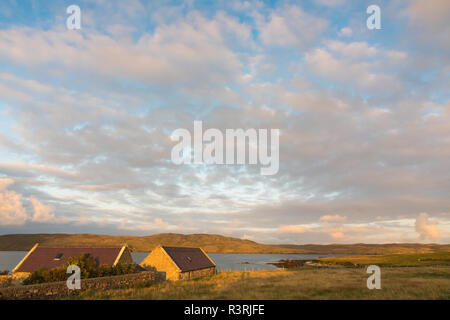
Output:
top-left (0, 0), bottom-right (449, 244)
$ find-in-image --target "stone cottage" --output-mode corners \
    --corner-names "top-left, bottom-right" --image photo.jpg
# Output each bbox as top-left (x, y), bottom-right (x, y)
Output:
top-left (140, 246), bottom-right (216, 280)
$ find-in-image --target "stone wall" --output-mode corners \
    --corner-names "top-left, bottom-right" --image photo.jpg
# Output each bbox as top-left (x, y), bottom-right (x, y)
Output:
top-left (0, 275), bottom-right (11, 288)
top-left (140, 247), bottom-right (180, 281)
top-left (0, 270), bottom-right (165, 300)
top-left (0, 273), bottom-right (29, 288)
top-left (117, 247), bottom-right (133, 264)
top-left (179, 267), bottom-right (216, 280)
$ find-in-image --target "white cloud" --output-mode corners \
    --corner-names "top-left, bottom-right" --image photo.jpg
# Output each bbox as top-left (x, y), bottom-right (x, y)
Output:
top-left (327, 228), bottom-right (345, 240)
top-left (305, 47), bottom-right (401, 93)
top-left (0, 2), bottom-right (449, 244)
top-left (277, 225), bottom-right (311, 234)
top-left (30, 196), bottom-right (56, 223)
top-left (259, 5), bottom-right (328, 49)
top-left (321, 226), bottom-right (372, 241)
top-left (320, 214), bottom-right (347, 222)
top-left (338, 27), bottom-right (352, 37)
top-left (404, 0), bottom-right (450, 50)
top-left (0, 178), bottom-right (28, 226)
top-left (276, 220), bottom-right (373, 242)
top-left (153, 218), bottom-right (169, 229)
top-left (326, 40), bottom-right (377, 59)
top-left (118, 217), bottom-right (171, 231)
top-left (0, 178), bottom-right (67, 225)
top-left (315, 0), bottom-right (346, 7)
top-left (0, 12), bottom-right (246, 87)
top-left (415, 213), bottom-right (440, 240)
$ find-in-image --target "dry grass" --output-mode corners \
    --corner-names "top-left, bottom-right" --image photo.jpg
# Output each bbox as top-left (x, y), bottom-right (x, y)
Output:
top-left (0, 273), bottom-right (29, 288)
top-left (75, 266), bottom-right (450, 300)
top-left (1, 233), bottom-right (449, 254)
top-left (318, 252), bottom-right (450, 267)
top-left (0, 233), bottom-right (304, 253)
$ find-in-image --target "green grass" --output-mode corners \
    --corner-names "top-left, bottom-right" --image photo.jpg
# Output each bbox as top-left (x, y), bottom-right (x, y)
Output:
top-left (73, 266), bottom-right (450, 300)
top-left (318, 252), bottom-right (450, 267)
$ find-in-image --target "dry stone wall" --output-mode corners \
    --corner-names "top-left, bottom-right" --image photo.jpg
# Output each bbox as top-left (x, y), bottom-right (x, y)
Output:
top-left (0, 270), bottom-right (165, 300)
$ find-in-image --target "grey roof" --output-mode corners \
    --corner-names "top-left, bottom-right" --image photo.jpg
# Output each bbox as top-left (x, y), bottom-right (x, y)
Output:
top-left (162, 246), bottom-right (215, 272)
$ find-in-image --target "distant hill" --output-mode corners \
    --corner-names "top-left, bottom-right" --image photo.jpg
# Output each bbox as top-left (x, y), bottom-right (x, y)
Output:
top-left (0, 233), bottom-right (448, 254)
top-left (0, 233), bottom-right (303, 253)
top-left (277, 243), bottom-right (450, 255)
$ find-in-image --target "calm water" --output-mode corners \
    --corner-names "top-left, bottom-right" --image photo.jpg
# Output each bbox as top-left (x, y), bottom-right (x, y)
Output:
top-left (208, 253), bottom-right (351, 271)
top-left (0, 251), bottom-right (349, 273)
top-left (0, 251), bottom-right (27, 273)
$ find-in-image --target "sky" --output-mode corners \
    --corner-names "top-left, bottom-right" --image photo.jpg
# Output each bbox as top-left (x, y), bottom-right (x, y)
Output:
top-left (0, 0), bottom-right (449, 244)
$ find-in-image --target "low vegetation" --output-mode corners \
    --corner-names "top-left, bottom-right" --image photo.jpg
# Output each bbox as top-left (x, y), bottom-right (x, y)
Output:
top-left (279, 243), bottom-right (450, 255)
top-left (74, 266), bottom-right (450, 300)
top-left (318, 252), bottom-right (450, 267)
top-left (73, 252), bottom-right (450, 300)
top-left (23, 254), bottom-right (139, 285)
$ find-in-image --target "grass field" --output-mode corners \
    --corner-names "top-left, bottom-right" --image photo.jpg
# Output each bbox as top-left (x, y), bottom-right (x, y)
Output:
top-left (75, 252), bottom-right (450, 300)
top-left (74, 266), bottom-right (450, 300)
top-left (318, 252), bottom-right (450, 267)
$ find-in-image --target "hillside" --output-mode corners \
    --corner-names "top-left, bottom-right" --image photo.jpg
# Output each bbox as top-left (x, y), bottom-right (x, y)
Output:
top-left (317, 252), bottom-right (450, 267)
top-left (277, 243), bottom-right (450, 254)
top-left (0, 233), bottom-right (448, 254)
top-left (0, 233), bottom-right (304, 253)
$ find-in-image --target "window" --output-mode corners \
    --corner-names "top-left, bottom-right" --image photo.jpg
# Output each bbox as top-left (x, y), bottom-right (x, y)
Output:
top-left (54, 253), bottom-right (63, 260)
top-left (186, 256), bottom-right (192, 262)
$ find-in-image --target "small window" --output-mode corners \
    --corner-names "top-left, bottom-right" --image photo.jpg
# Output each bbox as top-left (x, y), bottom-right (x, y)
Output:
top-left (186, 256), bottom-right (192, 262)
top-left (54, 253), bottom-right (63, 260)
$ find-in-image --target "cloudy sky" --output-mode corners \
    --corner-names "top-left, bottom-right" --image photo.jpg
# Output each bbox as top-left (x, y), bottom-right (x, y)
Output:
top-left (0, 0), bottom-right (449, 244)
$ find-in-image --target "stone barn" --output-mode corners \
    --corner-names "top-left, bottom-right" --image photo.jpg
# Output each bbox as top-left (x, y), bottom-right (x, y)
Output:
top-left (140, 246), bottom-right (216, 281)
top-left (12, 243), bottom-right (133, 274)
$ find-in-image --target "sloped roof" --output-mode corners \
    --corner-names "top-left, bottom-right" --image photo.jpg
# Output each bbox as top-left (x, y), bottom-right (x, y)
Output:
top-left (14, 244), bottom-right (125, 273)
top-left (161, 246), bottom-right (216, 272)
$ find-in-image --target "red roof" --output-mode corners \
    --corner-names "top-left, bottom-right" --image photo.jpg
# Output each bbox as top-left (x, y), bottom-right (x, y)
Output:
top-left (14, 246), bottom-right (123, 273)
top-left (162, 246), bottom-right (215, 272)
